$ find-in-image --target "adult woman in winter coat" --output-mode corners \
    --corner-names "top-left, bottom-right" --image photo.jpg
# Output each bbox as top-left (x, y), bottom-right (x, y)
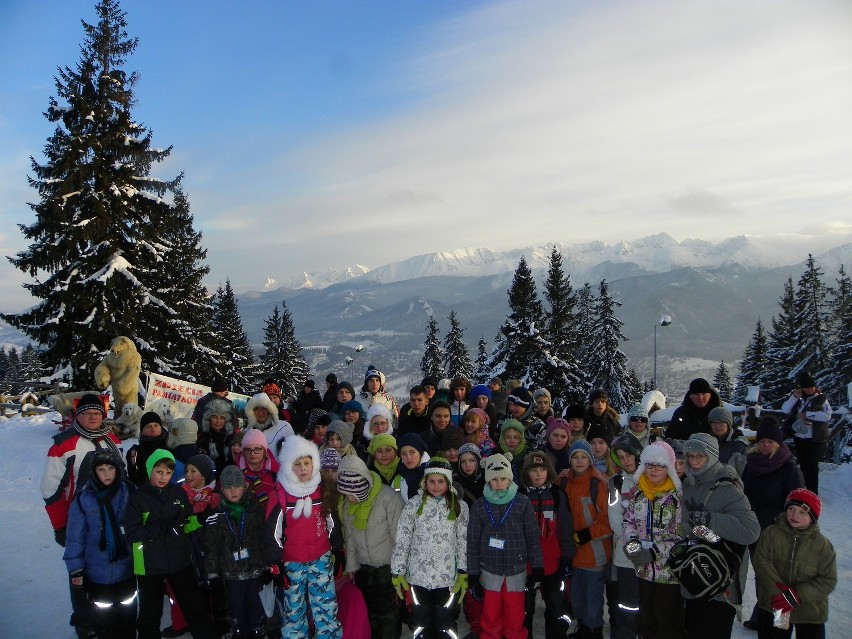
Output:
top-left (666, 378), bottom-right (722, 441)
top-left (707, 406), bottom-right (749, 476)
top-left (681, 433), bottom-right (760, 639)
top-left (197, 398), bottom-right (237, 474)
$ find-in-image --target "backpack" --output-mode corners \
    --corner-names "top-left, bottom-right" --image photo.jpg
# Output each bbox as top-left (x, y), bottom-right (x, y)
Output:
top-left (666, 537), bottom-right (742, 600)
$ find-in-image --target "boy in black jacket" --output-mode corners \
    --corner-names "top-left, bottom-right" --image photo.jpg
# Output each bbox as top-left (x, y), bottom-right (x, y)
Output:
top-left (124, 449), bottom-right (217, 639)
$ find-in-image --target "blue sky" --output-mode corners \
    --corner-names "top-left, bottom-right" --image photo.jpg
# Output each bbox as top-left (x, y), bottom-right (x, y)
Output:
top-left (1, 0), bottom-right (851, 313)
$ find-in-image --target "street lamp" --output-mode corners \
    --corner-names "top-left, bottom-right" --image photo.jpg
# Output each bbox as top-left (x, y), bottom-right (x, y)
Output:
top-left (653, 315), bottom-right (672, 389)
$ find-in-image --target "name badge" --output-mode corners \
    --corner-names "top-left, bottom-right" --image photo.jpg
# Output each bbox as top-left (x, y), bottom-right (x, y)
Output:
top-left (233, 548), bottom-right (249, 561)
top-left (544, 511), bottom-right (554, 520)
top-left (489, 536), bottom-right (505, 550)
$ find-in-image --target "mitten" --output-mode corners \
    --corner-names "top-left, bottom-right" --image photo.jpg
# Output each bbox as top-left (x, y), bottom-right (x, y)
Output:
top-left (689, 509), bottom-right (710, 528)
top-left (391, 574), bottom-right (410, 599)
top-left (70, 569), bottom-right (84, 590)
top-left (468, 574), bottom-right (484, 601)
top-left (54, 527), bottom-right (67, 547)
top-left (572, 528), bottom-right (592, 547)
top-left (452, 572), bottom-right (468, 595)
top-left (625, 541), bottom-right (655, 567)
top-left (558, 557), bottom-right (573, 579)
top-left (770, 582), bottom-right (800, 614)
top-left (525, 569), bottom-right (544, 591)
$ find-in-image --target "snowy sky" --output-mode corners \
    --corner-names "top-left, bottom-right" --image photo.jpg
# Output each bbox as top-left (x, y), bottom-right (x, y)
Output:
top-left (1, 0), bottom-right (852, 313)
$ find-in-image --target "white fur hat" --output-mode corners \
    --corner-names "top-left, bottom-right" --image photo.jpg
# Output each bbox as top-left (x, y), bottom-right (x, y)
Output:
top-left (634, 440), bottom-right (681, 490)
top-left (276, 436), bottom-right (321, 515)
top-left (364, 403), bottom-right (394, 441)
top-left (245, 392), bottom-right (279, 428)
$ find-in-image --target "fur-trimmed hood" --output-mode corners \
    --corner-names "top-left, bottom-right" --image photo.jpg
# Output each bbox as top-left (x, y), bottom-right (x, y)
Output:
top-left (363, 403), bottom-right (394, 441)
top-left (276, 436), bottom-right (321, 499)
top-left (201, 398), bottom-right (235, 435)
top-left (246, 393), bottom-right (279, 429)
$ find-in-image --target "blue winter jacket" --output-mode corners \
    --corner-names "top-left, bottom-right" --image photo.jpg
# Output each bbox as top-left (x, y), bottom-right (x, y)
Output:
top-left (64, 479), bottom-right (134, 585)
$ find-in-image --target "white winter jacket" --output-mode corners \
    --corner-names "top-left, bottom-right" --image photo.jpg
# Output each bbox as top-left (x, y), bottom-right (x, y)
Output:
top-left (391, 490), bottom-right (469, 589)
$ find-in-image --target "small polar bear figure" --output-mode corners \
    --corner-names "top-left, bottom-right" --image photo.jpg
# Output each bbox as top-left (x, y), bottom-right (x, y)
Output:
top-left (94, 336), bottom-right (142, 416)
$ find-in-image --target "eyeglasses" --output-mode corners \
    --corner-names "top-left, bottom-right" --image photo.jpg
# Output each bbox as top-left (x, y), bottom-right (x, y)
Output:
top-left (629, 417), bottom-right (648, 423)
top-left (645, 463), bottom-right (667, 470)
top-left (244, 447), bottom-right (265, 454)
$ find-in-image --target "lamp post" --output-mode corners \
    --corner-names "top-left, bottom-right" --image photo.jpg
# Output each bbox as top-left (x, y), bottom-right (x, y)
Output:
top-left (653, 315), bottom-right (672, 389)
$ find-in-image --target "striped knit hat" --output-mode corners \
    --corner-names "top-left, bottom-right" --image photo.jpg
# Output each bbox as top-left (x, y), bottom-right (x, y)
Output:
top-left (336, 454), bottom-right (373, 502)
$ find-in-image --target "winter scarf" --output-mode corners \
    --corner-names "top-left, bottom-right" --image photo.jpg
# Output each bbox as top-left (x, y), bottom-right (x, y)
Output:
top-left (745, 445), bottom-right (793, 477)
top-left (74, 421), bottom-right (122, 456)
top-left (93, 480), bottom-right (128, 562)
top-left (222, 495), bottom-right (247, 520)
top-left (545, 442), bottom-right (572, 473)
top-left (483, 482), bottom-right (518, 506)
top-left (278, 470), bottom-right (321, 520)
top-left (398, 462), bottom-right (427, 500)
top-left (373, 458), bottom-right (400, 484)
top-left (185, 482), bottom-right (220, 512)
top-left (341, 470), bottom-right (383, 530)
top-left (637, 474), bottom-right (676, 500)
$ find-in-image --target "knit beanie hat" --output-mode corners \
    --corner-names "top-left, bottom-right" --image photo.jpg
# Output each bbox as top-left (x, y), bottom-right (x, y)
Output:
top-left (442, 428), bottom-right (465, 451)
top-left (463, 407), bottom-right (490, 427)
top-left (336, 381), bottom-right (356, 398)
top-left (507, 387), bottom-right (532, 408)
top-left (708, 406), bottom-right (733, 428)
top-left (337, 454), bottom-right (373, 502)
top-left (755, 416), bottom-right (784, 445)
top-left (76, 393), bottom-right (107, 417)
top-left (569, 439), bottom-right (594, 463)
top-left (320, 448), bottom-right (341, 470)
top-left (483, 453), bottom-right (514, 482)
top-left (145, 449), bottom-right (175, 479)
top-left (521, 450), bottom-right (556, 487)
top-left (457, 442), bottom-right (482, 463)
top-left (262, 381), bottom-right (281, 397)
top-left (422, 456), bottom-right (454, 485)
top-left (326, 373), bottom-right (338, 384)
top-left (785, 488), bottom-right (821, 522)
top-left (664, 438), bottom-right (685, 460)
top-left (430, 399), bottom-right (452, 414)
top-left (341, 400), bottom-right (365, 420)
top-left (168, 418), bottom-right (199, 448)
top-left (226, 430), bottom-right (246, 447)
top-left (684, 433), bottom-right (720, 477)
top-left (500, 419), bottom-right (525, 436)
top-left (91, 447), bottom-right (124, 473)
top-left (367, 433), bottom-right (398, 455)
top-left (421, 376), bottom-right (438, 388)
top-left (211, 377), bottom-right (228, 393)
top-left (795, 372), bottom-right (816, 389)
top-left (186, 454), bottom-right (216, 485)
top-left (533, 388), bottom-right (551, 402)
top-left (396, 432), bottom-right (427, 456)
top-left (140, 411), bottom-right (163, 427)
top-left (588, 388), bottom-right (609, 403)
top-left (241, 428), bottom-right (268, 454)
top-left (635, 440), bottom-right (681, 490)
top-left (505, 380), bottom-right (522, 393)
top-left (563, 404), bottom-right (586, 421)
top-left (628, 404), bottom-right (649, 421)
top-left (546, 417), bottom-right (571, 438)
top-left (489, 377), bottom-right (503, 387)
top-left (328, 420), bottom-right (355, 448)
top-left (469, 384), bottom-right (492, 401)
top-left (220, 465), bottom-right (246, 490)
top-left (610, 432), bottom-right (644, 468)
top-left (585, 422), bottom-right (611, 445)
top-left (364, 369), bottom-right (384, 385)
top-left (687, 378), bottom-right (712, 394)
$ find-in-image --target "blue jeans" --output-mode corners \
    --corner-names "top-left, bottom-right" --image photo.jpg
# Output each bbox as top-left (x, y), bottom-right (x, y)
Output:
top-left (571, 568), bottom-right (606, 630)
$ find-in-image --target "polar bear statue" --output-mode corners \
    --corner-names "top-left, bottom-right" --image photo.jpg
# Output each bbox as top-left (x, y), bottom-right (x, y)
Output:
top-left (94, 336), bottom-right (142, 416)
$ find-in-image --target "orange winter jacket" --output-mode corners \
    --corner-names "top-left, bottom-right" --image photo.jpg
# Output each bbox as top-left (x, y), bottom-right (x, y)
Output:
top-left (563, 468), bottom-right (612, 569)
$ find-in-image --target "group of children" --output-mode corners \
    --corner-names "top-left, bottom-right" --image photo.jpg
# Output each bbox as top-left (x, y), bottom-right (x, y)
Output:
top-left (60, 384), bottom-right (837, 639)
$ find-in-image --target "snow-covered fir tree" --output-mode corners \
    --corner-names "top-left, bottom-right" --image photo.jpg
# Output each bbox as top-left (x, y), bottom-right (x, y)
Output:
top-left (212, 280), bottom-right (256, 394)
top-left (420, 315), bottom-right (444, 380)
top-left (585, 280), bottom-right (635, 412)
top-left (820, 265), bottom-right (852, 406)
top-left (2, 0), bottom-right (191, 385)
top-left (575, 282), bottom-right (596, 376)
top-left (764, 277), bottom-right (799, 407)
top-left (790, 255), bottom-right (830, 386)
top-left (259, 301), bottom-right (308, 399)
top-left (733, 318), bottom-right (769, 404)
top-left (487, 256), bottom-right (546, 386)
top-left (713, 360), bottom-right (734, 402)
top-left (538, 247), bottom-right (588, 407)
top-left (443, 310), bottom-right (473, 380)
top-left (0, 348), bottom-right (21, 394)
top-left (474, 337), bottom-right (490, 384)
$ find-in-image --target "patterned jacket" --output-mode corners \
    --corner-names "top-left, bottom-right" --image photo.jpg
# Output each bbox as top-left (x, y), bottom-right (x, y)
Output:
top-left (391, 491), bottom-right (469, 589)
top-left (622, 485), bottom-right (682, 583)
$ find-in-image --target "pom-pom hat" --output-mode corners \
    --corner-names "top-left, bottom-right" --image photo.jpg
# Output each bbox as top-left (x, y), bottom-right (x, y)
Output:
top-left (507, 387), bottom-right (532, 408)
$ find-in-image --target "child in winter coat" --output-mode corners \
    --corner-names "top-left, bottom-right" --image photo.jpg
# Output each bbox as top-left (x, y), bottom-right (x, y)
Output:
top-left (462, 408), bottom-right (496, 458)
top-left (753, 489), bottom-right (837, 639)
top-left (324, 420), bottom-right (359, 459)
top-left (64, 448), bottom-right (136, 639)
top-left (498, 419), bottom-right (528, 481)
top-left (204, 466), bottom-right (271, 639)
top-left (367, 434), bottom-right (402, 489)
top-left (587, 423), bottom-right (618, 478)
top-left (454, 443), bottom-right (486, 635)
top-left (337, 454), bottom-right (404, 639)
top-left (544, 418), bottom-right (572, 474)
top-left (467, 453), bottom-right (544, 639)
top-left (198, 398), bottom-right (238, 474)
top-left (391, 457), bottom-right (470, 639)
top-left (237, 428), bottom-right (280, 514)
top-left (397, 433), bottom-right (430, 502)
top-left (364, 403), bottom-right (395, 442)
top-left (269, 437), bottom-right (342, 638)
top-left (563, 439), bottom-right (612, 639)
top-left (622, 441), bottom-right (685, 639)
top-left (519, 452), bottom-right (574, 639)
top-left (125, 411), bottom-right (171, 487)
top-left (123, 449), bottom-right (217, 639)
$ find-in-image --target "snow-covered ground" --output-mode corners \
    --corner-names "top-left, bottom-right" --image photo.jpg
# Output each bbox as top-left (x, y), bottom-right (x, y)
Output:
top-left (1, 412), bottom-right (849, 638)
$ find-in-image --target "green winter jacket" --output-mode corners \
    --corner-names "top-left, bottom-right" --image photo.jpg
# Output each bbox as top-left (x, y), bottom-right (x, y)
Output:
top-left (753, 513), bottom-right (837, 624)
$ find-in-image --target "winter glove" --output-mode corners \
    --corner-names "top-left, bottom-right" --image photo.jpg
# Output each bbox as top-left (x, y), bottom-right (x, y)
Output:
top-left (54, 527), bottom-right (67, 547)
top-left (572, 528), bottom-right (592, 547)
top-left (468, 574), bottom-right (484, 602)
top-left (452, 572), bottom-right (468, 596)
top-left (771, 582), bottom-right (801, 614)
top-left (558, 557), bottom-right (573, 579)
top-left (269, 563), bottom-right (289, 589)
top-left (70, 569), bottom-right (85, 590)
top-left (688, 509), bottom-right (710, 528)
top-left (526, 569), bottom-right (544, 591)
top-left (391, 574), bottom-right (410, 600)
top-left (625, 541), bottom-right (655, 567)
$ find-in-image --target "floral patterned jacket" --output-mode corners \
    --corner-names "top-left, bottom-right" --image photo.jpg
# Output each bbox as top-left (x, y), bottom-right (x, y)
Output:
top-left (622, 487), bottom-right (682, 583)
top-left (391, 490), bottom-right (469, 589)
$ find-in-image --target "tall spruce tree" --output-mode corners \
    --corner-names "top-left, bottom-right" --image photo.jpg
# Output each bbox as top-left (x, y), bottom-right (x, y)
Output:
top-left (586, 280), bottom-right (634, 412)
top-left (260, 301), bottom-right (308, 399)
top-left (733, 319), bottom-right (769, 404)
top-left (420, 315), bottom-right (444, 380)
top-left (0, 348), bottom-right (21, 394)
top-left (2, 0), bottom-right (187, 385)
top-left (474, 337), bottom-right (490, 383)
top-left (575, 282), bottom-right (596, 376)
top-left (713, 360), bottom-right (734, 402)
top-left (790, 255), bottom-right (830, 385)
top-left (763, 277), bottom-right (798, 406)
top-left (821, 265), bottom-right (852, 406)
top-left (487, 256), bottom-right (546, 386)
top-left (443, 310), bottom-right (473, 380)
top-left (539, 247), bottom-right (587, 406)
top-left (212, 280), bottom-right (256, 394)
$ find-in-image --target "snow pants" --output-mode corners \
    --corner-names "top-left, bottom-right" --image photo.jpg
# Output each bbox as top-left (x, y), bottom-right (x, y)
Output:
top-left (481, 582), bottom-right (526, 639)
top-left (524, 573), bottom-right (572, 639)
top-left (355, 563), bottom-right (400, 639)
top-left (611, 566), bottom-right (640, 639)
top-left (571, 567), bottom-right (606, 632)
top-left (684, 598), bottom-right (736, 639)
top-left (637, 580), bottom-right (684, 639)
top-left (284, 552), bottom-right (342, 638)
top-left (223, 577), bottom-right (266, 637)
top-left (135, 565), bottom-right (217, 639)
top-left (410, 585), bottom-right (458, 639)
top-left (86, 577), bottom-right (137, 639)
